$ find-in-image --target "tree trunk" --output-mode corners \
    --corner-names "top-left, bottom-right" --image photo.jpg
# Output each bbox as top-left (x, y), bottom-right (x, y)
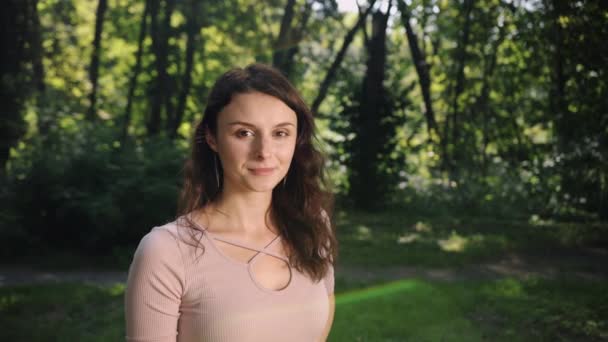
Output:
top-left (272, 0), bottom-right (296, 76)
top-left (147, 0), bottom-right (175, 136)
top-left (282, 0), bottom-right (313, 78)
top-left (0, 0), bottom-right (31, 171)
top-left (351, 4), bottom-right (392, 210)
top-left (477, 24), bottom-right (505, 176)
top-left (87, 0), bottom-right (108, 121)
top-left (311, 0), bottom-right (376, 115)
top-left (162, 0), bottom-right (177, 133)
top-left (446, 0), bottom-right (474, 175)
top-left (123, 0), bottom-right (150, 142)
top-left (170, 0), bottom-right (200, 139)
top-left (397, 0), bottom-right (438, 140)
top-left (29, 0), bottom-right (44, 94)
top-left (28, 0), bottom-right (51, 136)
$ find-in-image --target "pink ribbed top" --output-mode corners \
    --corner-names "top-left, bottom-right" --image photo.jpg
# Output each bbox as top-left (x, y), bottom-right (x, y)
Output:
top-left (125, 216), bottom-right (334, 342)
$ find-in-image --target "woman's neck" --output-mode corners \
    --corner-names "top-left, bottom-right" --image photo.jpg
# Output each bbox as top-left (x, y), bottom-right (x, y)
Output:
top-left (203, 189), bottom-right (276, 237)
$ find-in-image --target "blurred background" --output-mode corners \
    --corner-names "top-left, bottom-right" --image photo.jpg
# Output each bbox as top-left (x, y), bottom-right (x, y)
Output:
top-left (1, 0), bottom-right (607, 340)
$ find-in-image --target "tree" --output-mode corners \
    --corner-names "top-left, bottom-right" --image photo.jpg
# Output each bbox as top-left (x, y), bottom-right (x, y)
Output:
top-left (170, 0), bottom-right (203, 139)
top-left (147, 0), bottom-right (176, 136)
top-left (444, 0), bottom-right (474, 177)
top-left (0, 0), bottom-right (41, 170)
top-left (123, 0), bottom-right (150, 142)
top-left (396, 0), bottom-right (438, 141)
top-left (272, 0), bottom-right (315, 79)
top-left (86, 0), bottom-right (108, 121)
top-left (348, 2), bottom-right (395, 210)
top-left (311, 0), bottom-right (376, 115)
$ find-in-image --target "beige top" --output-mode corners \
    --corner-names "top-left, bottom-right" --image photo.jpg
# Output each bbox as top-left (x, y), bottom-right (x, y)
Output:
top-left (125, 216), bottom-right (334, 342)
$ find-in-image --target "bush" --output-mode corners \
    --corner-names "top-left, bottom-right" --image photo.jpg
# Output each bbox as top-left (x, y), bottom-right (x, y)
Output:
top-left (1, 122), bottom-right (185, 256)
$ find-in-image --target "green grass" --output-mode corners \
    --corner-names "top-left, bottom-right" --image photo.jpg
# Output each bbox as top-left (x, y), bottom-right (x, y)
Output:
top-left (1, 210), bottom-right (606, 341)
top-left (329, 276), bottom-right (608, 341)
top-left (0, 283), bottom-right (125, 341)
top-left (1, 277), bottom-right (606, 341)
top-left (334, 210), bottom-right (608, 268)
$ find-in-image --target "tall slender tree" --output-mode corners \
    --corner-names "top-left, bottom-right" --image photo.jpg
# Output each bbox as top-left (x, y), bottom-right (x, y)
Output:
top-left (170, 0), bottom-right (202, 139)
top-left (397, 0), bottom-right (438, 140)
top-left (87, 0), bottom-right (108, 121)
top-left (147, 0), bottom-right (175, 136)
top-left (444, 0), bottom-right (474, 176)
top-left (123, 0), bottom-right (150, 142)
top-left (1, 0), bottom-right (41, 170)
top-left (349, 2), bottom-right (394, 210)
top-left (272, 0), bottom-right (297, 76)
top-left (311, 0), bottom-right (376, 115)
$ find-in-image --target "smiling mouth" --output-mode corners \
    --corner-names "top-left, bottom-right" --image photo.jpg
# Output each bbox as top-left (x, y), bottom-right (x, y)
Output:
top-left (248, 168), bottom-right (276, 176)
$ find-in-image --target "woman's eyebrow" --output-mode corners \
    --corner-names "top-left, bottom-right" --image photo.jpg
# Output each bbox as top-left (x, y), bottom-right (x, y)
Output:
top-left (226, 121), bottom-right (295, 128)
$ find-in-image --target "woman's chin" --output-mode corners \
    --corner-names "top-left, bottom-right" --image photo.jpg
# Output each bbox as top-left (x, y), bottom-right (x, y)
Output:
top-left (243, 179), bottom-right (281, 193)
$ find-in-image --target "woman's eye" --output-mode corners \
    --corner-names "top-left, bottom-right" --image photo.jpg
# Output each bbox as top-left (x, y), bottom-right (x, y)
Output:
top-left (236, 130), bottom-right (254, 137)
top-left (276, 131), bottom-right (289, 137)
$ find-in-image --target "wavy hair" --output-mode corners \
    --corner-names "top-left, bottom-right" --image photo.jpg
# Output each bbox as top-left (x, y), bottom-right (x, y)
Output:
top-left (177, 63), bottom-right (336, 282)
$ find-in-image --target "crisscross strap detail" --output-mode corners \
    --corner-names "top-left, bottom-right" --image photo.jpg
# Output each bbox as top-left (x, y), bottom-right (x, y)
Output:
top-left (208, 234), bottom-right (287, 264)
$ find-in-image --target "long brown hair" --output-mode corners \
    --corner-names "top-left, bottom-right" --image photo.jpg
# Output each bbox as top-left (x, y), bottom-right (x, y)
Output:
top-left (177, 63), bottom-right (336, 282)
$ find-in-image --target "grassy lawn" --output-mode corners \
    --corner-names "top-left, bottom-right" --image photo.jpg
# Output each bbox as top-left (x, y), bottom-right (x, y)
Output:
top-left (334, 210), bottom-right (608, 268)
top-left (329, 276), bottom-right (608, 341)
top-left (1, 277), bottom-right (606, 341)
top-left (0, 283), bottom-right (125, 341)
top-left (1, 210), bottom-right (607, 341)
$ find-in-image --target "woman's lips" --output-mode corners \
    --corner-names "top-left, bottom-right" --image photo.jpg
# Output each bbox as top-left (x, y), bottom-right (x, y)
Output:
top-left (248, 167), bottom-right (276, 176)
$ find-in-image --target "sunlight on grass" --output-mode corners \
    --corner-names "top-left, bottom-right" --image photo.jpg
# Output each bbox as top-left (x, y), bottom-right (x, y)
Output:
top-left (331, 279), bottom-right (486, 341)
top-left (437, 231), bottom-right (468, 252)
top-left (528, 214), bottom-right (555, 226)
top-left (107, 283), bottom-right (126, 296)
top-left (336, 279), bottom-right (419, 305)
top-left (354, 225), bottom-right (372, 241)
top-left (0, 293), bottom-right (23, 310)
top-left (413, 221), bottom-right (433, 233)
top-left (484, 278), bottom-right (524, 298)
top-left (397, 232), bottom-right (419, 244)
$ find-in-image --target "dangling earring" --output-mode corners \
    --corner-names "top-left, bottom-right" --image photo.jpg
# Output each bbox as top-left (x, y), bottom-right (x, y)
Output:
top-left (214, 154), bottom-right (220, 188)
top-left (282, 174), bottom-right (287, 187)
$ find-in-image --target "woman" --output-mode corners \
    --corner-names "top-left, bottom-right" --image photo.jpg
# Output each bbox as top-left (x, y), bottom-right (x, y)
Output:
top-left (125, 63), bottom-right (337, 342)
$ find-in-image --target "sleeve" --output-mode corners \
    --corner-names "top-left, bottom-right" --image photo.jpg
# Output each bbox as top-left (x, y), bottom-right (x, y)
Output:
top-left (125, 228), bottom-right (185, 342)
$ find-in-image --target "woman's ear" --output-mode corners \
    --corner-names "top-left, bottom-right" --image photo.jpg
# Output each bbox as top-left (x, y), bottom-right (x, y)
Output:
top-left (205, 127), bottom-right (218, 152)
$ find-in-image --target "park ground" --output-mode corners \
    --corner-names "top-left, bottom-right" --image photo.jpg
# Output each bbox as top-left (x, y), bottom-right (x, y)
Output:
top-left (1, 210), bottom-right (607, 341)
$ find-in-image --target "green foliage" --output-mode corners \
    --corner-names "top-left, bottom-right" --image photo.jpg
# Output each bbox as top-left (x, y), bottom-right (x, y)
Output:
top-left (1, 0), bottom-right (607, 259)
top-left (1, 121), bottom-right (184, 255)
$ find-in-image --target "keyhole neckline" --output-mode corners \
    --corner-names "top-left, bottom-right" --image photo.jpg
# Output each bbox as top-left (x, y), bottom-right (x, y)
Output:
top-left (193, 222), bottom-right (293, 294)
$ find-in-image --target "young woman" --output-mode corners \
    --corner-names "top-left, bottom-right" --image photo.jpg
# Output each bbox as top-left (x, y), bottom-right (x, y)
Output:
top-left (125, 63), bottom-right (337, 342)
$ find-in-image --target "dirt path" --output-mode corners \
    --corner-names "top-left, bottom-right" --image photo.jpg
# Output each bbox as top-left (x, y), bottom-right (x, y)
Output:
top-left (1, 248), bottom-right (607, 287)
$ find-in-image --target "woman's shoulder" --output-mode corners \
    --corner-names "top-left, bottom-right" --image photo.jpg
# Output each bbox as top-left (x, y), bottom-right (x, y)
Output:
top-left (137, 216), bottom-right (212, 262)
top-left (134, 221), bottom-right (183, 257)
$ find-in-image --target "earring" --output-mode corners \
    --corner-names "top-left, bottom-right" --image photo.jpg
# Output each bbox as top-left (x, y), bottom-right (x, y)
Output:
top-left (282, 175), bottom-right (287, 187)
top-left (214, 154), bottom-right (220, 188)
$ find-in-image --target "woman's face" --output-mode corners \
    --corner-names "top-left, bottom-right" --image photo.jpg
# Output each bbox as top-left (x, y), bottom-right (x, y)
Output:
top-left (207, 91), bottom-right (298, 193)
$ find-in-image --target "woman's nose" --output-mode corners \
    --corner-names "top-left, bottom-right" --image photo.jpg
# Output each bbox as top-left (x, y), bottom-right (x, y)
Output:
top-left (254, 135), bottom-right (272, 159)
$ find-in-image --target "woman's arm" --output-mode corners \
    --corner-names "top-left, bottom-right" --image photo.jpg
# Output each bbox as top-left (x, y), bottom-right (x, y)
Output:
top-left (125, 228), bottom-right (185, 342)
top-left (319, 293), bottom-right (336, 341)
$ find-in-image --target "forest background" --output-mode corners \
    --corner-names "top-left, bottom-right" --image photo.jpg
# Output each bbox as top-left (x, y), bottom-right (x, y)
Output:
top-left (1, 0), bottom-right (607, 340)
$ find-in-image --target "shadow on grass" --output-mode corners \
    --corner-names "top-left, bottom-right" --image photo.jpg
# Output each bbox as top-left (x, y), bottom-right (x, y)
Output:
top-left (0, 283), bottom-right (125, 342)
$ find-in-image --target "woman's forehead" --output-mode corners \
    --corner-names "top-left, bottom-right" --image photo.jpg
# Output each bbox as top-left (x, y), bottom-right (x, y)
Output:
top-left (218, 92), bottom-right (297, 126)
